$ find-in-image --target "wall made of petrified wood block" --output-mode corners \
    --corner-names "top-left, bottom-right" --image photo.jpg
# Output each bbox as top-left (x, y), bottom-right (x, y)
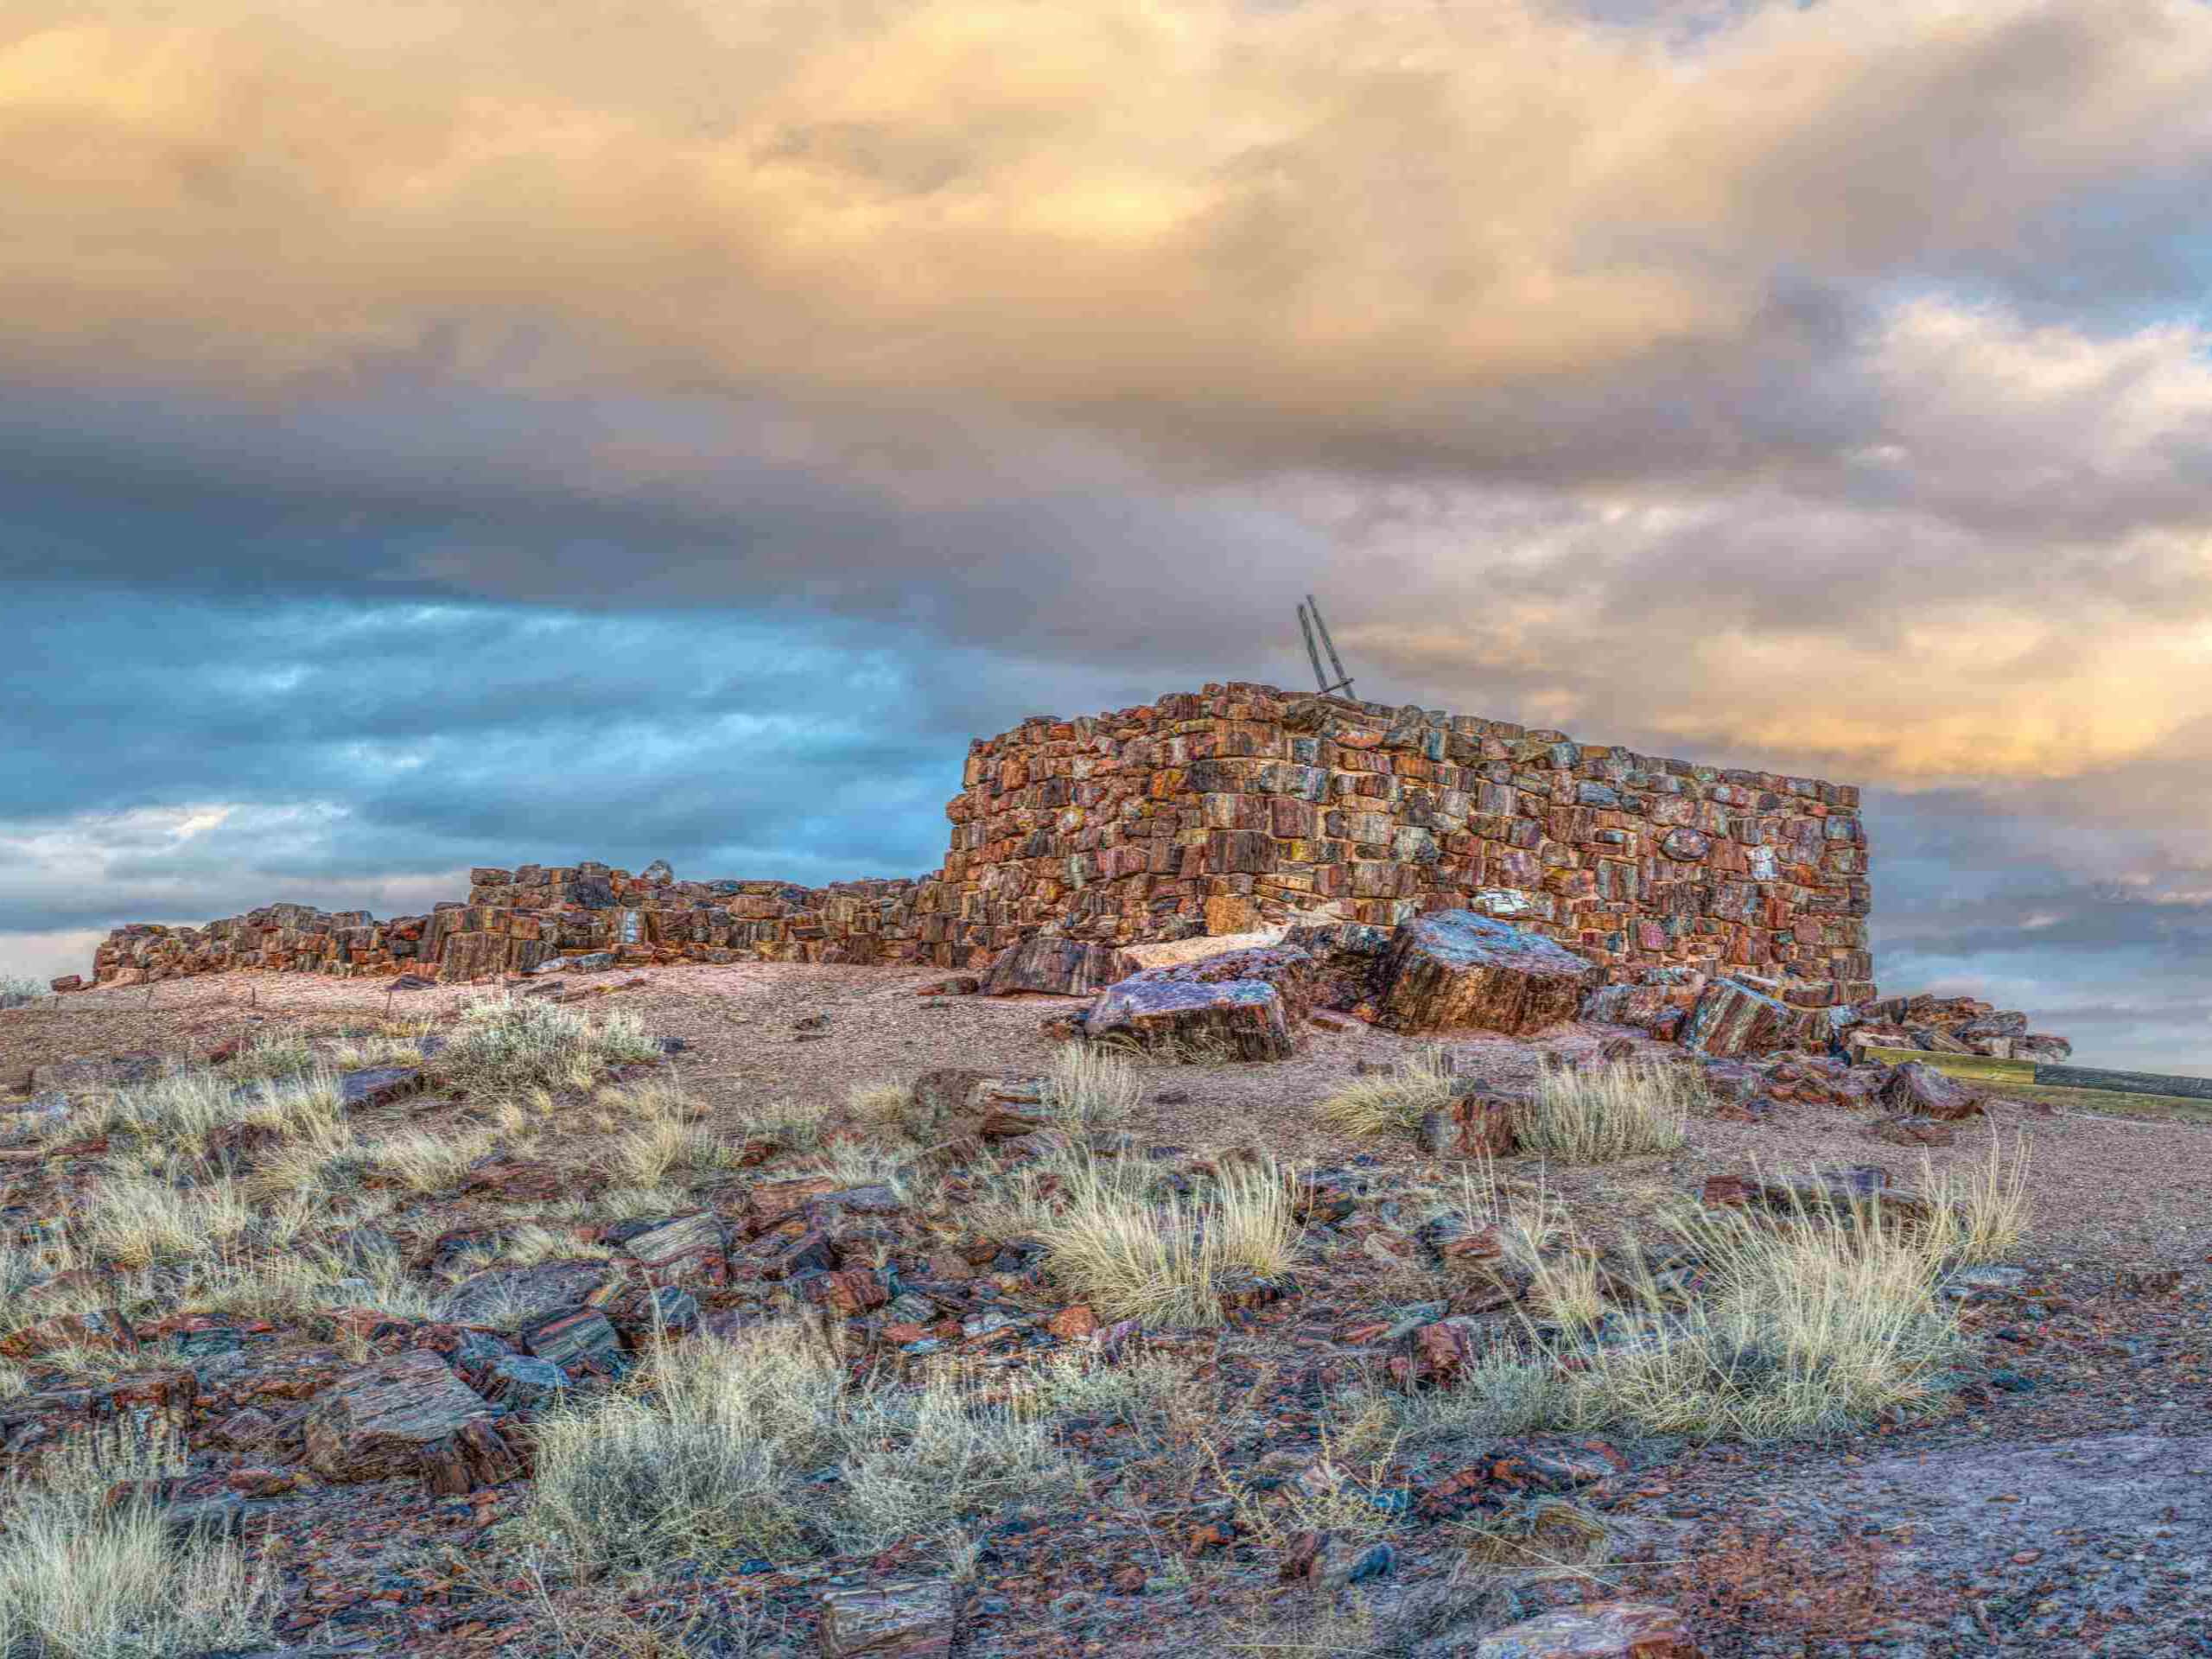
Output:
top-left (938, 682), bottom-right (1872, 1004)
top-left (78, 681), bottom-right (1873, 1001)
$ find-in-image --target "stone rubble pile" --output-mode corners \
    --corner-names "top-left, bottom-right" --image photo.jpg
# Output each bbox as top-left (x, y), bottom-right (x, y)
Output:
top-left (1847, 993), bottom-right (2072, 1063)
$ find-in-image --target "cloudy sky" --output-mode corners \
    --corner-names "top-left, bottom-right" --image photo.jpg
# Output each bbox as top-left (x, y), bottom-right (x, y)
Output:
top-left (8, 0), bottom-right (2212, 1067)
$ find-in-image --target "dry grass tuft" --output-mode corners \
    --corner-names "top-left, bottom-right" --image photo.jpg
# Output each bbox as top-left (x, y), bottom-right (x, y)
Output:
top-left (1317, 1046), bottom-right (1458, 1136)
top-left (1032, 1154), bottom-right (1297, 1325)
top-left (0, 1418), bottom-right (273, 1656)
top-left (1919, 1131), bottom-right (2033, 1263)
top-left (1044, 1045), bottom-right (1142, 1132)
top-left (527, 1324), bottom-right (1080, 1576)
top-left (221, 1028), bottom-right (318, 1082)
top-left (1517, 1059), bottom-right (1695, 1163)
top-left (81, 1173), bottom-right (252, 1267)
top-left (366, 1128), bottom-right (496, 1195)
top-left (846, 1079), bottom-right (914, 1136)
top-left (432, 995), bottom-right (664, 1096)
top-left (1555, 1181), bottom-right (1967, 1440)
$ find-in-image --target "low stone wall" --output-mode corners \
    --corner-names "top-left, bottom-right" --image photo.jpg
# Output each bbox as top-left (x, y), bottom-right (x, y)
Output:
top-left (65, 681), bottom-right (1874, 1001)
top-left (938, 682), bottom-right (1871, 1005)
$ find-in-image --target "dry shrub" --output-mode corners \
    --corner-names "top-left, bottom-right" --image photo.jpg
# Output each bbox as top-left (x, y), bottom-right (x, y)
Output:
top-left (433, 995), bottom-right (663, 1096)
top-left (0, 1418), bottom-right (272, 1656)
top-left (0, 974), bottom-right (44, 1009)
top-left (1033, 1154), bottom-right (1297, 1325)
top-left (526, 1324), bottom-right (1079, 1576)
top-left (1519, 1059), bottom-right (1695, 1163)
top-left (1918, 1131), bottom-right (2032, 1263)
top-left (1318, 1046), bottom-right (1457, 1136)
top-left (1044, 1045), bottom-right (1142, 1132)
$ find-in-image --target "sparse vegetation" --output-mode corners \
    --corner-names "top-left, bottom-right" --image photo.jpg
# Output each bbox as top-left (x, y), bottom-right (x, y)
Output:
top-left (0, 974), bottom-right (45, 1009)
top-left (0, 1419), bottom-right (273, 1656)
top-left (1043, 1043), bottom-right (1142, 1132)
top-left (1318, 1045), bottom-right (1458, 1135)
top-left (1031, 1153), bottom-right (1297, 1325)
top-left (431, 994), bottom-right (664, 1097)
top-left (526, 1324), bottom-right (1082, 1576)
top-left (1517, 1058), bottom-right (1698, 1162)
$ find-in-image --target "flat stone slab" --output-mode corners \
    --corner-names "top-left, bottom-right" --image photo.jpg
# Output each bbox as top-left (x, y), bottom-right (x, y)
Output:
top-left (2034, 1062), bottom-right (2212, 1101)
top-left (1080, 975), bottom-right (1294, 1061)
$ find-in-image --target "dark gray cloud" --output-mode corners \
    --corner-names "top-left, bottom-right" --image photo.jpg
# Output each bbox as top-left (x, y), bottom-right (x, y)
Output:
top-left (9, 0), bottom-right (2212, 1075)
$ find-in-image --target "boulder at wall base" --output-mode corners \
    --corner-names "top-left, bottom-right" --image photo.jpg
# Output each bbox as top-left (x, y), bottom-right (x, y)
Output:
top-left (1080, 975), bottom-right (1294, 1061)
top-left (981, 936), bottom-right (1135, 997)
top-left (1680, 977), bottom-right (1831, 1058)
top-left (1376, 912), bottom-right (1597, 1038)
top-left (1472, 1601), bottom-right (1703, 1658)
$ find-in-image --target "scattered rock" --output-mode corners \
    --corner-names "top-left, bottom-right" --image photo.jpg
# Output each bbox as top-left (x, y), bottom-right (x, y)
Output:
top-left (982, 936), bottom-right (1135, 998)
top-left (518, 1307), bottom-right (627, 1381)
top-left (1082, 974), bottom-right (1295, 1061)
top-left (302, 1351), bottom-right (520, 1494)
top-left (1878, 1060), bottom-right (1985, 1121)
top-left (436, 1261), bottom-right (611, 1327)
top-left (1681, 978), bottom-right (1829, 1058)
top-left (1473, 1601), bottom-right (1701, 1658)
top-left (817, 1578), bottom-right (957, 1659)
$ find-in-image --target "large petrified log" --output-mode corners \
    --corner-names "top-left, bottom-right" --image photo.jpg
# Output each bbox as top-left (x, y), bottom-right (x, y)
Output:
top-left (1376, 912), bottom-right (1597, 1038)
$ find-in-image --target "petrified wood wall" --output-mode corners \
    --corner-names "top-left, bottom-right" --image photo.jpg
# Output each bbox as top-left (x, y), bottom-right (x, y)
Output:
top-left (72, 682), bottom-right (1872, 1002)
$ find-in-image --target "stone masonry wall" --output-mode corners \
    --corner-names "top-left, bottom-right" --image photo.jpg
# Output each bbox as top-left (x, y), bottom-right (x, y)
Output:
top-left (68, 682), bottom-right (1873, 1002)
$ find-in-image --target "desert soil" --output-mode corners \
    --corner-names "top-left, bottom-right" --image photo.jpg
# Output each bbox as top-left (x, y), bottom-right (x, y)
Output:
top-left (3, 962), bottom-right (2209, 1656)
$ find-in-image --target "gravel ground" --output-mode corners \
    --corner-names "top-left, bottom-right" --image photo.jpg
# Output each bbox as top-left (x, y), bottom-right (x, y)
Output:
top-left (10, 962), bottom-right (2212, 1656)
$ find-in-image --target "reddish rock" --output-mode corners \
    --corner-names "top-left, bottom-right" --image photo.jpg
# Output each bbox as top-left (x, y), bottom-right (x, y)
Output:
top-left (302, 1351), bottom-right (520, 1494)
top-left (618, 1212), bottom-right (728, 1288)
top-left (1082, 973), bottom-right (1295, 1061)
top-left (798, 1268), bottom-right (891, 1316)
top-left (47, 975), bottom-right (82, 994)
top-left (1878, 1061), bottom-right (1985, 1121)
top-left (0, 1308), bottom-right (136, 1360)
top-left (917, 976), bottom-right (982, 996)
top-left (1473, 1601), bottom-right (1702, 1657)
top-left (1279, 1529), bottom-right (1333, 1581)
top-left (818, 1578), bottom-right (957, 1659)
top-left (456, 1160), bottom-right (572, 1202)
top-left (1047, 1304), bottom-right (1099, 1340)
top-left (1681, 978), bottom-right (1827, 1058)
top-left (982, 936), bottom-right (1134, 998)
top-left (748, 1226), bottom-right (840, 1280)
top-left (436, 1260), bottom-right (612, 1327)
top-left (518, 1307), bottom-right (627, 1381)
top-left (1376, 912), bottom-right (1596, 1038)
top-left (1389, 1316), bottom-right (1487, 1390)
